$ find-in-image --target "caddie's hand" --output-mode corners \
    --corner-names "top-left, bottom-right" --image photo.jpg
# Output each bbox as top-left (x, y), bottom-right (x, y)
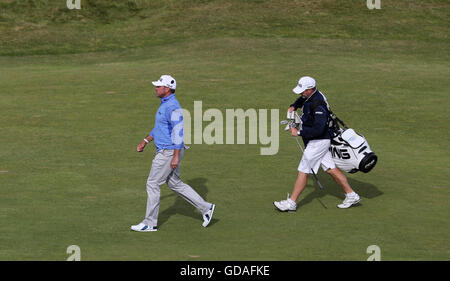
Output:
top-left (170, 155), bottom-right (179, 169)
top-left (288, 106), bottom-right (295, 113)
top-left (137, 141), bottom-right (146, 152)
top-left (290, 127), bottom-right (299, 136)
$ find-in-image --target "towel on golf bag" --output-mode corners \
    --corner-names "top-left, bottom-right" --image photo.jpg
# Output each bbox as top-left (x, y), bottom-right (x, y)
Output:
top-left (329, 128), bottom-right (377, 173)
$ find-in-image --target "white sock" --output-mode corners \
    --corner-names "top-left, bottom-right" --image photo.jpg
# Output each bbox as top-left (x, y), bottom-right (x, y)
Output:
top-left (346, 192), bottom-right (356, 197)
top-left (287, 198), bottom-right (297, 207)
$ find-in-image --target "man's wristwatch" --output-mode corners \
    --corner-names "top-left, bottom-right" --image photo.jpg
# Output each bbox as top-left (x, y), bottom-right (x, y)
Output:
top-left (143, 139), bottom-right (149, 144)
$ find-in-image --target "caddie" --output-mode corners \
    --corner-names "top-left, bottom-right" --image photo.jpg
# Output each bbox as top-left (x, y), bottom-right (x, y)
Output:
top-left (274, 76), bottom-right (361, 211)
top-left (131, 75), bottom-right (215, 232)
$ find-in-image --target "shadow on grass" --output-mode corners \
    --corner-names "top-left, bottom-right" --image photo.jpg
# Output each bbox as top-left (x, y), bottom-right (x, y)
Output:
top-left (158, 177), bottom-right (218, 227)
top-left (297, 175), bottom-right (383, 209)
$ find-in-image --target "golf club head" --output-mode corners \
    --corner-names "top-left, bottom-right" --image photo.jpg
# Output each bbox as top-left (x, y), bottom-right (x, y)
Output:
top-left (281, 120), bottom-right (293, 130)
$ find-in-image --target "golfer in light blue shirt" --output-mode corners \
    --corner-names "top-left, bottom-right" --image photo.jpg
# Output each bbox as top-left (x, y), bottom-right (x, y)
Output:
top-left (131, 75), bottom-right (215, 232)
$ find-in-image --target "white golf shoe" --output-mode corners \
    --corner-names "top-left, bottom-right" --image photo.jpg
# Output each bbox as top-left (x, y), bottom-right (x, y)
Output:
top-left (273, 194), bottom-right (297, 212)
top-left (337, 193), bottom-right (361, 209)
top-left (130, 223), bottom-right (158, 232)
top-left (202, 204), bottom-right (215, 227)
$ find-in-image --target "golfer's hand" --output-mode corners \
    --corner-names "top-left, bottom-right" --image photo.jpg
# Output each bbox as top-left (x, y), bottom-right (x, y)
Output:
top-left (290, 127), bottom-right (299, 136)
top-left (288, 106), bottom-right (295, 113)
top-left (170, 155), bottom-right (179, 169)
top-left (137, 141), bottom-right (146, 152)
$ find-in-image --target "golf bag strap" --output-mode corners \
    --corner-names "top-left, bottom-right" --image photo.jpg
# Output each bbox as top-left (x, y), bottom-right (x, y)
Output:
top-left (333, 114), bottom-right (348, 129)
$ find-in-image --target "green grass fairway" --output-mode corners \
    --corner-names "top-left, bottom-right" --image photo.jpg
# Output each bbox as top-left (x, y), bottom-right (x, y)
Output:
top-left (0, 0), bottom-right (449, 261)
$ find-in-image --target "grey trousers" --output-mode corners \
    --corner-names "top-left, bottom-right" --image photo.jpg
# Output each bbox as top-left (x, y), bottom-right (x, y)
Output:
top-left (142, 148), bottom-right (211, 227)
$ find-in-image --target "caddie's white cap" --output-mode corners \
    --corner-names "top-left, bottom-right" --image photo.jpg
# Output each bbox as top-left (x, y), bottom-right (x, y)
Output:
top-left (293, 76), bottom-right (316, 94)
top-left (152, 75), bottom-right (177, 90)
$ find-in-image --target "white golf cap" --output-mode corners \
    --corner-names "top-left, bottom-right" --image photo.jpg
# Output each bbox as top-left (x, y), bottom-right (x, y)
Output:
top-left (293, 76), bottom-right (316, 94)
top-left (152, 75), bottom-right (177, 90)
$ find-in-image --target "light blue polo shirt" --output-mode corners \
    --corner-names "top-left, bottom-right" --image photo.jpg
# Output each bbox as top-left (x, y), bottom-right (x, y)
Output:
top-left (149, 94), bottom-right (184, 151)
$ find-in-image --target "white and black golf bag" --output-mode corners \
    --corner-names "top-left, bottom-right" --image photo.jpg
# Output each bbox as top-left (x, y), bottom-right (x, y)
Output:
top-left (328, 113), bottom-right (378, 174)
top-left (330, 128), bottom-right (377, 173)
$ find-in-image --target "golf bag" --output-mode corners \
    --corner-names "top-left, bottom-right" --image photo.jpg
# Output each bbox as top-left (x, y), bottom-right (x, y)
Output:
top-left (329, 127), bottom-right (377, 173)
top-left (326, 108), bottom-right (378, 174)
